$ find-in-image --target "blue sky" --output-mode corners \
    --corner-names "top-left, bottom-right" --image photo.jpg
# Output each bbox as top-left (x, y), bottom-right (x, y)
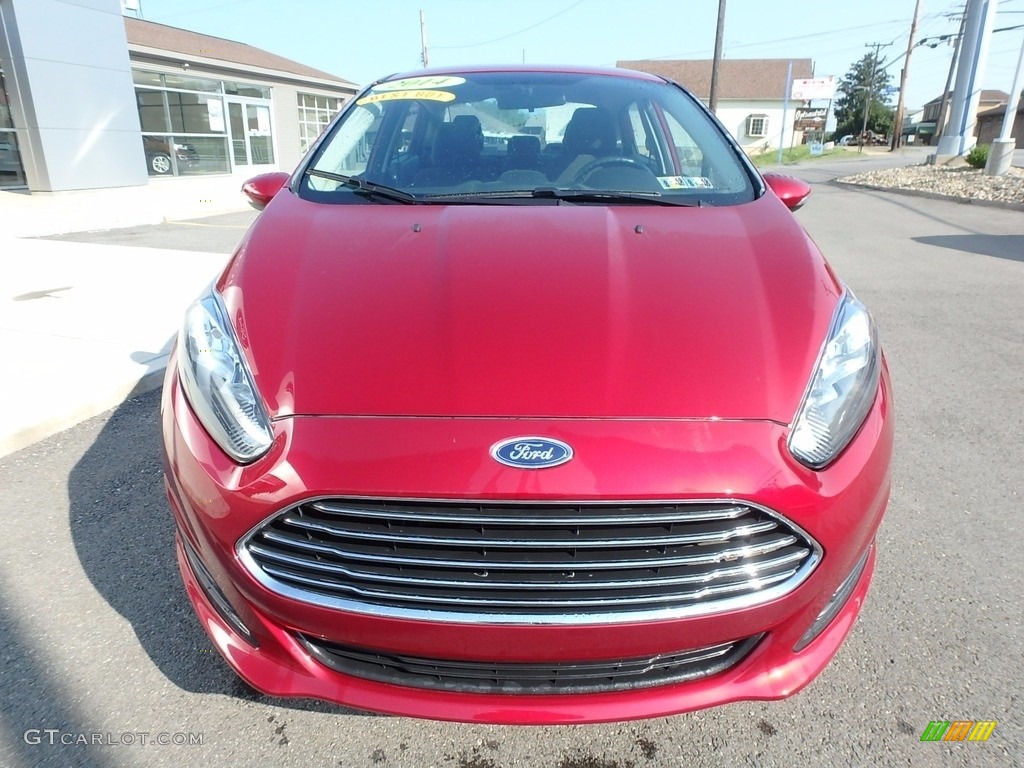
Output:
top-left (130, 0), bottom-right (1024, 112)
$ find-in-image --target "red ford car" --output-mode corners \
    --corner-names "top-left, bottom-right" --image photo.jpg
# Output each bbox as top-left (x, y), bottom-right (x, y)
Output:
top-left (161, 66), bottom-right (893, 724)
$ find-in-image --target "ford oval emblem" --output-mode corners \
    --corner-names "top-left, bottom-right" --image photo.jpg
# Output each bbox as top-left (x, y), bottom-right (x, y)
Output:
top-left (490, 437), bottom-right (573, 469)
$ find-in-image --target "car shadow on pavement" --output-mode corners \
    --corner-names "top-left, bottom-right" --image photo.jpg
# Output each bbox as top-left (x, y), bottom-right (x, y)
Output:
top-left (68, 388), bottom-right (375, 717)
top-left (911, 234), bottom-right (1024, 264)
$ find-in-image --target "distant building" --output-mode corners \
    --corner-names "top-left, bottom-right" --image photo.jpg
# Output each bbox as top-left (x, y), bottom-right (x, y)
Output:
top-left (617, 58), bottom-right (815, 153)
top-left (912, 90), bottom-right (1009, 146)
top-left (0, 0), bottom-right (357, 192)
top-left (976, 102), bottom-right (1024, 145)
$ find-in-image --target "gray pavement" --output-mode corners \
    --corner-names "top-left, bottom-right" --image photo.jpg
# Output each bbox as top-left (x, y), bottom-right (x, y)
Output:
top-left (0, 153), bottom-right (1022, 766)
top-left (0, 173), bottom-right (260, 458)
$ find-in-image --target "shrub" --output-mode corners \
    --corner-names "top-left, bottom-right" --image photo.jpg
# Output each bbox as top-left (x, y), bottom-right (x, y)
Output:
top-left (965, 144), bottom-right (989, 169)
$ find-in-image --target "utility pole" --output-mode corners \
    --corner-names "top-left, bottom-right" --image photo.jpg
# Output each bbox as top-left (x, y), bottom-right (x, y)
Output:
top-left (890, 0), bottom-right (923, 150)
top-left (935, 10), bottom-right (967, 145)
top-left (860, 42), bottom-right (890, 153)
top-left (708, 0), bottom-right (727, 113)
top-left (419, 10), bottom-right (429, 68)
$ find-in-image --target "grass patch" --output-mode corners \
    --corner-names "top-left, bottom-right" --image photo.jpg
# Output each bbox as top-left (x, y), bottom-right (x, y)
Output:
top-left (749, 144), bottom-right (847, 167)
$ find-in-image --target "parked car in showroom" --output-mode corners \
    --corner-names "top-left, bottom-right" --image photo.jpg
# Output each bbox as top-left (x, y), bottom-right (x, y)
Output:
top-left (143, 135), bottom-right (199, 175)
top-left (161, 65), bottom-right (893, 724)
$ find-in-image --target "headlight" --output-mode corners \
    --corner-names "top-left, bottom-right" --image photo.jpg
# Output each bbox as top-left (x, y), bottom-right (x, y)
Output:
top-left (788, 291), bottom-right (880, 469)
top-left (178, 291), bottom-right (273, 463)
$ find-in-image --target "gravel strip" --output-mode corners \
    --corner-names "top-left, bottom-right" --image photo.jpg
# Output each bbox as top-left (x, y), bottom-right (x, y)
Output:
top-left (838, 163), bottom-right (1024, 207)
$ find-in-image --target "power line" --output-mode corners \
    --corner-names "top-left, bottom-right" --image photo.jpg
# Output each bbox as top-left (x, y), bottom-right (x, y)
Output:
top-left (153, 0), bottom-right (260, 21)
top-left (432, 1), bottom-right (584, 50)
top-left (648, 18), bottom-right (935, 60)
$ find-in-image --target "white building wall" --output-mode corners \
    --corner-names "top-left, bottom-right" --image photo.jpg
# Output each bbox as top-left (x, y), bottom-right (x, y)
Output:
top-left (272, 83), bottom-right (301, 172)
top-left (0, 0), bottom-right (147, 191)
top-left (713, 99), bottom-right (804, 155)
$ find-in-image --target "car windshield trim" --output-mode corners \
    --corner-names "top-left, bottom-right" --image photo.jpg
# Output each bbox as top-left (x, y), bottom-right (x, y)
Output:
top-left (304, 168), bottom-right (421, 205)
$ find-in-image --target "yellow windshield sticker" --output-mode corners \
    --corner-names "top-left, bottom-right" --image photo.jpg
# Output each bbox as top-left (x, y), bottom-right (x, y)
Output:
top-left (374, 75), bottom-right (466, 92)
top-left (357, 89), bottom-right (456, 106)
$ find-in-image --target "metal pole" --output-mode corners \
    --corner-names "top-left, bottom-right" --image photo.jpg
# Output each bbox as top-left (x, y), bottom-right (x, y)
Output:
top-left (936, 0), bottom-right (998, 157)
top-left (997, 33), bottom-right (1024, 143)
top-left (935, 11), bottom-right (967, 144)
top-left (891, 0), bottom-right (922, 150)
top-left (777, 60), bottom-right (792, 164)
top-left (984, 31), bottom-right (1024, 175)
top-left (420, 10), bottom-right (429, 68)
top-left (708, 0), bottom-right (727, 113)
top-left (825, 97), bottom-right (833, 144)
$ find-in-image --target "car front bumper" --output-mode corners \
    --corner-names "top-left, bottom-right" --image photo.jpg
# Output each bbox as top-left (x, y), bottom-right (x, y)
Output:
top-left (161, 360), bottom-right (893, 724)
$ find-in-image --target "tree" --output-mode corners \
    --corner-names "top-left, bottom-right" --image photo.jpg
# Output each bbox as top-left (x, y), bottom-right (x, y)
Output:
top-left (834, 52), bottom-right (896, 138)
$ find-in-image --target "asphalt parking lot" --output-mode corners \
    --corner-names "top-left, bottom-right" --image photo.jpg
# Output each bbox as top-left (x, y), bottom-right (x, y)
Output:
top-left (1, 155), bottom-right (1021, 767)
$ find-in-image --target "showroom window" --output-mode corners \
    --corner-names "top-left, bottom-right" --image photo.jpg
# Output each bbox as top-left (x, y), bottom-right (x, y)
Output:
top-left (0, 67), bottom-right (27, 189)
top-left (132, 70), bottom-right (276, 176)
top-left (298, 93), bottom-right (342, 154)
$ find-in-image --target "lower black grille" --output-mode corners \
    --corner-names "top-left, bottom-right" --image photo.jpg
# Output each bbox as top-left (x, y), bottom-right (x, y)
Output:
top-left (298, 634), bottom-right (763, 695)
top-left (240, 498), bottom-right (819, 622)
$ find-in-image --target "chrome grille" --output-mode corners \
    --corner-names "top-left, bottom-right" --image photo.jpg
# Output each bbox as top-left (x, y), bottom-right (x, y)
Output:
top-left (298, 633), bottom-right (764, 694)
top-left (239, 499), bottom-right (820, 623)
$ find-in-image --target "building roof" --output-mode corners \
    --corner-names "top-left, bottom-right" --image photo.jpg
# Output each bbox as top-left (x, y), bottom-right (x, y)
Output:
top-left (616, 58), bottom-right (814, 100)
top-left (124, 17), bottom-right (355, 86)
top-left (977, 102), bottom-right (1024, 119)
top-left (922, 90), bottom-right (1008, 108)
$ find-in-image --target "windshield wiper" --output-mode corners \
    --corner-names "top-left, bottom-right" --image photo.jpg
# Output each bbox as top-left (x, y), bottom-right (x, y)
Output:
top-left (304, 168), bottom-right (419, 204)
top-left (531, 188), bottom-right (701, 206)
top-left (419, 188), bottom-right (700, 206)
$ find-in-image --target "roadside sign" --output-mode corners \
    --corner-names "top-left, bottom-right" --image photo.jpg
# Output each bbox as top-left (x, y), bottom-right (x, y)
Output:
top-left (794, 107), bottom-right (828, 130)
top-left (791, 76), bottom-right (836, 101)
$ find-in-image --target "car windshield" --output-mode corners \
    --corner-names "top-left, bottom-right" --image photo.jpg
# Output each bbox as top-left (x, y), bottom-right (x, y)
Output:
top-left (300, 70), bottom-right (757, 206)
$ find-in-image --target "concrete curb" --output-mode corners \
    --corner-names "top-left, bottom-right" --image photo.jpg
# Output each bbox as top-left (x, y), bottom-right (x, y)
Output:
top-left (0, 365), bottom-right (166, 460)
top-left (830, 179), bottom-right (1024, 212)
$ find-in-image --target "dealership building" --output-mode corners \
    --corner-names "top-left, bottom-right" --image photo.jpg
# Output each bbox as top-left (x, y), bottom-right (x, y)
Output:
top-left (0, 0), bottom-right (358, 192)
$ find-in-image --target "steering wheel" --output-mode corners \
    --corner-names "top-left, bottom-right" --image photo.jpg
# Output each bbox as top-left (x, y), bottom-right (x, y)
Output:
top-left (569, 155), bottom-right (651, 185)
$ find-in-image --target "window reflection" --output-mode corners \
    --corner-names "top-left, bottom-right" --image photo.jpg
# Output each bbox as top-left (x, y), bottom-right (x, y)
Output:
top-left (0, 69), bottom-right (27, 188)
top-left (142, 134), bottom-right (229, 176)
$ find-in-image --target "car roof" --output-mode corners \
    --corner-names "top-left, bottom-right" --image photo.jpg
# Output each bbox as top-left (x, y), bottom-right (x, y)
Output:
top-left (378, 64), bottom-right (666, 85)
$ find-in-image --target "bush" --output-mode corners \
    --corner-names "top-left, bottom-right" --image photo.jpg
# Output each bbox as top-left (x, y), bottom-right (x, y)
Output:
top-left (965, 144), bottom-right (989, 169)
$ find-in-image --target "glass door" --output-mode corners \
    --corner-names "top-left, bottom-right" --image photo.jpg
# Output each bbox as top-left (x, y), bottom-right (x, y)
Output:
top-left (227, 101), bottom-right (249, 166)
top-left (227, 98), bottom-right (275, 169)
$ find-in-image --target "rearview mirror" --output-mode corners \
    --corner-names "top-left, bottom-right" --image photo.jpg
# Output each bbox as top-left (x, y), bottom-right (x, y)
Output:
top-left (242, 171), bottom-right (289, 211)
top-left (762, 172), bottom-right (812, 211)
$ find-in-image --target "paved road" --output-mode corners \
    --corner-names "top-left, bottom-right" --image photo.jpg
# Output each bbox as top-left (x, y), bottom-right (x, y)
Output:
top-left (43, 210), bottom-right (260, 254)
top-left (2, 164), bottom-right (1022, 768)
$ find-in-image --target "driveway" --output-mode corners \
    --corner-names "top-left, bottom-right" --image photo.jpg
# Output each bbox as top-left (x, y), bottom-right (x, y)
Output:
top-left (1, 161), bottom-right (1020, 767)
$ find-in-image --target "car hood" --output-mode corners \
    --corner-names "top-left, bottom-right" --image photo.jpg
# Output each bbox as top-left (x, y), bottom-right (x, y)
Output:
top-left (222, 189), bottom-right (841, 422)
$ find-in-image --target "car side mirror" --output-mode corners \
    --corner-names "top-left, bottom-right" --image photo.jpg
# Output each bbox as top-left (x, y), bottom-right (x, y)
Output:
top-left (242, 171), bottom-right (290, 211)
top-left (762, 172), bottom-right (812, 212)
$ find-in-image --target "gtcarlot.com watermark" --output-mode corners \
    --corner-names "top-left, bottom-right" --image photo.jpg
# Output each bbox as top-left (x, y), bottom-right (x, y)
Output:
top-left (24, 730), bottom-right (203, 747)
